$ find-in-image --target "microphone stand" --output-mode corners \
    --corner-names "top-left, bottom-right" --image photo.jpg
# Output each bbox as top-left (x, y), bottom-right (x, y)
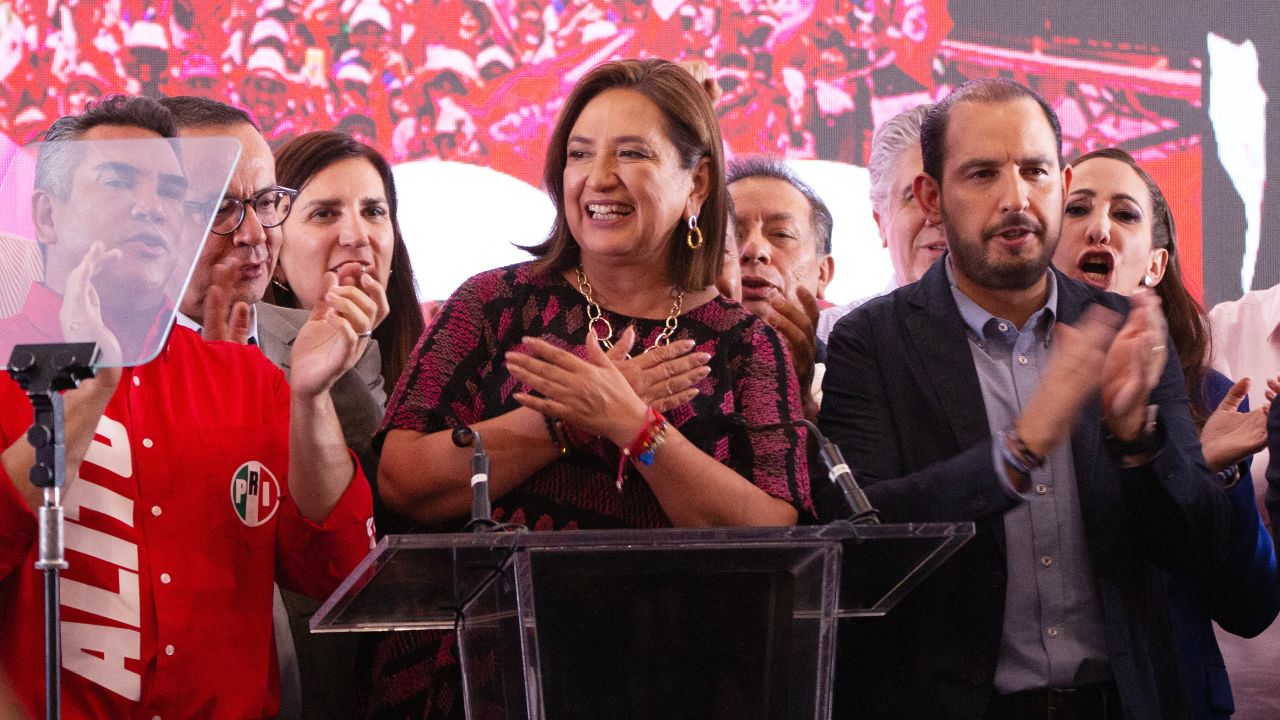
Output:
top-left (452, 426), bottom-right (498, 532)
top-left (7, 342), bottom-right (100, 720)
top-left (748, 418), bottom-right (879, 525)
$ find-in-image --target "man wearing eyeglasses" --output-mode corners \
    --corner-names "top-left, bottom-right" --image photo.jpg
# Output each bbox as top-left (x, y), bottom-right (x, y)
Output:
top-left (160, 96), bottom-right (287, 342)
top-left (160, 95), bottom-right (387, 461)
top-left (160, 95), bottom-right (387, 720)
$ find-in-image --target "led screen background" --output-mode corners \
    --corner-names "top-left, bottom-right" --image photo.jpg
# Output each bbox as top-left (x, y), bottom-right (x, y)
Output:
top-left (0, 0), bottom-right (1266, 306)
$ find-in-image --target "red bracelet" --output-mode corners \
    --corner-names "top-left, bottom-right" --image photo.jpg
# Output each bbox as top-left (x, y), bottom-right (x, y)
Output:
top-left (616, 407), bottom-right (668, 492)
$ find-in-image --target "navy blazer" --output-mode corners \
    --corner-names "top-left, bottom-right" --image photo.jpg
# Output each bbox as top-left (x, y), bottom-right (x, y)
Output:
top-left (819, 259), bottom-right (1229, 720)
top-left (1166, 371), bottom-right (1279, 720)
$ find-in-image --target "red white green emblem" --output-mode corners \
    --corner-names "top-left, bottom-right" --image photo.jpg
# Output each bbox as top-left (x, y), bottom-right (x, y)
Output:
top-left (230, 461), bottom-right (280, 527)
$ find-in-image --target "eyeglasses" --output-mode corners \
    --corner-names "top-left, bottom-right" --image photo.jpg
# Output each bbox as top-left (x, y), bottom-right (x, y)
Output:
top-left (206, 186), bottom-right (297, 236)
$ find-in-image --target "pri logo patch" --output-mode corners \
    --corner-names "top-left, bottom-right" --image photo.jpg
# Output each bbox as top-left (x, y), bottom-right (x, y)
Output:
top-left (230, 461), bottom-right (281, 527)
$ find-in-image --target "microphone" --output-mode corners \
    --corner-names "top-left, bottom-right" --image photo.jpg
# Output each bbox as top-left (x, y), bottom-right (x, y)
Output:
top-left (734, 415), bottom-right (880, 525)
top-left (451, 425), bottom-right (495, 531)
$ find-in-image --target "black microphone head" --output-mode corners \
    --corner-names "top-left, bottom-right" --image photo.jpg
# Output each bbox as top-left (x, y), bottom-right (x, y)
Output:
top-left (451, 425), bottom-right (475, 448)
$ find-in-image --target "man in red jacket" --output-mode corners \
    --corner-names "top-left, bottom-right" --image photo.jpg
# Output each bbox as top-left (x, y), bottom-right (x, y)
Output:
top-left (0, 95), bottom-right (377, 719)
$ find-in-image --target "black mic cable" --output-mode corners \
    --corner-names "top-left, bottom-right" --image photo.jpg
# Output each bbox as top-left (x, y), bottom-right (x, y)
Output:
top-left (744, 418), bottom-right (879, 525)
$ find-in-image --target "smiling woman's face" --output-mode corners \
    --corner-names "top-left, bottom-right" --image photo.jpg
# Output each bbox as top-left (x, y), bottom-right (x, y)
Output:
top-left (562, 88), bottom-right (703, 268)
top-left (277, 157), bottom-right (394, 308)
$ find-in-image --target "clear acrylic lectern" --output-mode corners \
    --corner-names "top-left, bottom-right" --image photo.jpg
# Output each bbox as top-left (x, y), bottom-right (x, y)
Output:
top-left (312, 523), bottom-right (971, 720)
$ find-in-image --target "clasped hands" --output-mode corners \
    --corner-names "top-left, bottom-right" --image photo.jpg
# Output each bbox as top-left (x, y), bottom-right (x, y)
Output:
top-left (289, 267), bottom-right (389, 397)
top-left (507, 326), bottom-right (710, 447)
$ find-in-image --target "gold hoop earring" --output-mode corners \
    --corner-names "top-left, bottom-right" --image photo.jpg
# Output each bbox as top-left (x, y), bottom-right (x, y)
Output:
top-left (685, 215), bottom-right (703, 250)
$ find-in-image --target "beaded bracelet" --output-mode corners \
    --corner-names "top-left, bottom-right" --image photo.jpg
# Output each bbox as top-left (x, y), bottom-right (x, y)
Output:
top-left (1004, 427), bottom-right (1046, 471)
top-left (1214, 464), bottom-right (1242, 489)
top-left (616, 407), bottom-right (668, 491)
top-left (996, 427), bottom-right (1045, 494)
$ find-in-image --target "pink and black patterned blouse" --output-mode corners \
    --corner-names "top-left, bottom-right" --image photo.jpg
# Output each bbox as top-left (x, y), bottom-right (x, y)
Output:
top-left (379, 262), bottom-right (814, 531)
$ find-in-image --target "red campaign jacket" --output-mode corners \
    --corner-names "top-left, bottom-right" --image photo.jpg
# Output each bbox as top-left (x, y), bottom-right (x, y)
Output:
top-left (0, 289), bottom-right (375, 720)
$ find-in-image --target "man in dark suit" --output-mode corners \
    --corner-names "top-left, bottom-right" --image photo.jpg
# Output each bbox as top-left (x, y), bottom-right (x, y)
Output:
top-left (820, 79), bottom-right (1228, 719)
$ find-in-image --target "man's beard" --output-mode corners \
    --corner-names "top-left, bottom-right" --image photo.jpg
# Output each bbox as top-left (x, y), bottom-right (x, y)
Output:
top-left (943, 208), bottom-right (1056, 291)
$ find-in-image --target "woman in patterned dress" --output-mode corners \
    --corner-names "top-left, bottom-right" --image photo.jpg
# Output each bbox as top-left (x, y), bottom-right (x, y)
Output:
top-left (363, 58), bottom-right (813, 719)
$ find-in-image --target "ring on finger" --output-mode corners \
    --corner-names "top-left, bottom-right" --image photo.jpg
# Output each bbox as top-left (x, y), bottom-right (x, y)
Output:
top-left (356, 330), bottom-right (373, 338)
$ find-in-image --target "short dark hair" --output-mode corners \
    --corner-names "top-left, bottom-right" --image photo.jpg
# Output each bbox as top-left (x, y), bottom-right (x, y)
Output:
top-left (37, 94), bottom-right (178, 199)
top-left (529, 58), bottom-right (727, 291)
top-left (158, 95), bottom-right (257, 130)
top-left (271, 130), bottom-right (425, 392)
top-left (726, 155), bottom-right (833, 256)
top-left (920, 78), bottom-right (1062, 185)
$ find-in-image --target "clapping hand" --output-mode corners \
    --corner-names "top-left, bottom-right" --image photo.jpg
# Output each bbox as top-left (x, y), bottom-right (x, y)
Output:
top-left (201, 255), bottom-right (253, 344)
top-left (1015, 304), bottom-right (1122, 455)
top-left (59, 241), bottom-right (123, 365)
top-left (766, 286), bottom-right (821, 419)
top-left (1201, 377), bottom-right (1268, 473)
top-left (1267, 376), bottom-right (1280, 462)
top-left (1264, 374), bottom-right (1280, 405)
top-left (290, 271), bottom-right (379, 397)
top-left (678, 59), bottom-right (724, 106)
top-left (1101, 289), bottom-right (1168, 441)
top-left (335, 261), bottom-right (391, 330)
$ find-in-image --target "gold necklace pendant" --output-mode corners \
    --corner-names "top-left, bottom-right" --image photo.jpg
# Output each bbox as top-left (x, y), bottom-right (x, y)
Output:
top-left (574, 267), bottom-right (684, 357)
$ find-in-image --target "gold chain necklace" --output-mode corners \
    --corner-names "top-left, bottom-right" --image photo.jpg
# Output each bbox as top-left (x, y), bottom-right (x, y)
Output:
top-left (574, 267), bottom-right (684, 356)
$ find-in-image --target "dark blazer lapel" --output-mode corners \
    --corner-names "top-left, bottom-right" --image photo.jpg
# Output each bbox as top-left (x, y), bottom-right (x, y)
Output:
top-left (903, 259), bottom-right (992, 452)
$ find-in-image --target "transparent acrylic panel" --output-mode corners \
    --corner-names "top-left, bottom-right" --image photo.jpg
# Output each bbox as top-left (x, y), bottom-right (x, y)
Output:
top-left (830, 521), bottom-right (975, 617)
top-left (515, 541), bottom-right (838, 720)
top-left (311, 523), bottom-right (973, 720)
top-left (310, 533), bottom-right (524, 632)
top-left (0, 136), bottom-right (238, 367)
top-left (456, 558), bottom-right (529, 720)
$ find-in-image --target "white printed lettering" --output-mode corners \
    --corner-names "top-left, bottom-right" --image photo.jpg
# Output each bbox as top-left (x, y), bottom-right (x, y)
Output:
top-left (62, 569), bottom-right (140, 627)
top-left (63, 480), bottom-right (134, 527)
top-left (61, 621), bottom-right (141, 701)
top-left (64, 521), bottom-right (138, 570)
top-left (82, 415), bottom-right (132, 478)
